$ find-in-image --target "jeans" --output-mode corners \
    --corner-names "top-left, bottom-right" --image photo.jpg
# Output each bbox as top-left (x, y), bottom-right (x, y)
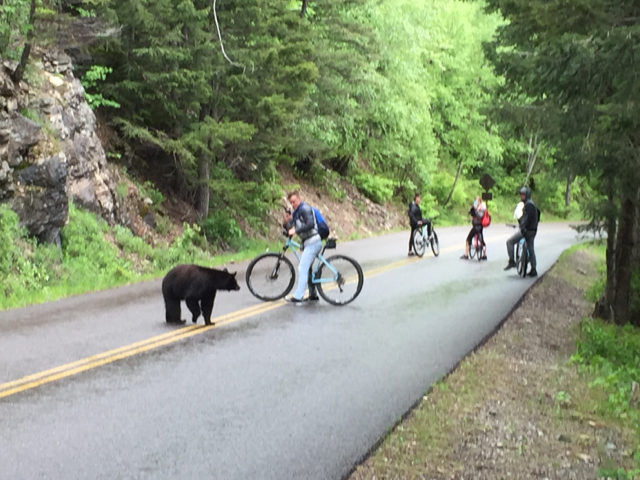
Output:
top-left (506, 231), bottom-right (523, 264)
top-left (507, 230), bottom-right (537, 270)
top-left (293, 240), bottom-right (323, 300)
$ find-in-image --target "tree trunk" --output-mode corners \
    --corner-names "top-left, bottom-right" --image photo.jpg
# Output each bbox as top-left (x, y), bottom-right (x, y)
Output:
top-left (11, 0), bottom-right (37, 83)
top-left (523, 131), bottom-right (542, 187)
top-left (197, 157), bottom-right (210, 219)
top-left (443, 157), bottom-right (463, 206)
top-left (631, 192), bottom-right (640, 326)
top-left (565, 174), bottom-right (573, 207)
top-left (611, 195), bottom-right (636, 325)
top-left (300, 0), bottom-right (309, 19)
top-left (595, 187), bottom-right (617, 320)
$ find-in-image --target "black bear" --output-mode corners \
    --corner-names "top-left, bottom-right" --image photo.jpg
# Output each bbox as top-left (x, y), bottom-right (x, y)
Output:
top-left (161, 264), bottom-right (240, 325)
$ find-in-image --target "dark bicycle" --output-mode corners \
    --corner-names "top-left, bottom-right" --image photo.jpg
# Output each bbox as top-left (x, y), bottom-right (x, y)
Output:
top-left (507, 224), bottom-right (528, 277)
top-left (245, 232), bottom-right (364, 305)
top-left (469, 229), bottom-right (485, 261)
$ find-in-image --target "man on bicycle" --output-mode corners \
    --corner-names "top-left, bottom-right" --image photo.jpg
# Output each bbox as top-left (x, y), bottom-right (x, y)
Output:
top-left (408, 193), bottom-right (432, 256)
top-left (505, 187), bottom-right (539, 276)
top-left (461, 196), bottom-right (487, 260)
top-left (284, 191), bottom-right (322, 304)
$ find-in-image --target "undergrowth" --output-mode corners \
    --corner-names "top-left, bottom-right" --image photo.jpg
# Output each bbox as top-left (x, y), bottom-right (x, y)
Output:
top-left (0, 203), bottom-right (274, 311)
top-left (569, 249), bottom-right (640, 479)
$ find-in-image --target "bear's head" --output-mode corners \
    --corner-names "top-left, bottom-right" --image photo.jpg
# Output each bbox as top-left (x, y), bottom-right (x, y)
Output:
top-left (223, 271), bottom-right (241, 291)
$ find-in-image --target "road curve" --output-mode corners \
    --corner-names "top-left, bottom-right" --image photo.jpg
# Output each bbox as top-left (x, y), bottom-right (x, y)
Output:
top-left (0, 223), bottom-right (588, 480)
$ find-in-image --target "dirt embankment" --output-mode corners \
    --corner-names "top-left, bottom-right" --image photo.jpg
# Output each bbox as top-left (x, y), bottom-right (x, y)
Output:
top-left (350, 248), bottom-right (638, 480)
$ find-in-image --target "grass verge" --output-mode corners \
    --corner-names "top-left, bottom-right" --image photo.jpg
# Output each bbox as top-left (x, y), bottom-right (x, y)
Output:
top-left (0, 204), bottom-right (280, 311)
top-left (350, 242), bottom-right (640, 480)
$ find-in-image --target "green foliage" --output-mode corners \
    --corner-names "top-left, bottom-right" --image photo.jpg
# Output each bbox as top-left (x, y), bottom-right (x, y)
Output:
top-left (0, 0), bottom-right (31, 58)
top-left (0, 202), bottom-right (219, 310)
top-left (570, 319), bottom-right (640, 472)
top-left (80, 65), bottom-right (120, 110)
top-left (352, 173), bottom-right (394, 204)
top-left (200, 211), bottom-right (244, 250)
top-left (61, 203), bottom-right (134, 285)
top-left (0, 204), bottom-right (52, 300)
top-left (598, 467), bottom-right (640, 480)
top-left (139, 180), bottom-right (164, 207)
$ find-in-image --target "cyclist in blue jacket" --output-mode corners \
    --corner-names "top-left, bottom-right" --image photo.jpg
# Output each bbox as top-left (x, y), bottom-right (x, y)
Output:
top-left (285, 190), bottom-right (322, 304)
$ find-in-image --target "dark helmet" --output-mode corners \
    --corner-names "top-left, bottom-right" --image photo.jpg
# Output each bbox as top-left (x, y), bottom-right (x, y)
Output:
top-left (519, 187), bottom-right (531, 201)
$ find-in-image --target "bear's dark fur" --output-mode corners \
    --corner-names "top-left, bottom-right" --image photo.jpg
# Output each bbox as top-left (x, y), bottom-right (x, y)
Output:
top-left (161, 264), bottom-right (240, 325)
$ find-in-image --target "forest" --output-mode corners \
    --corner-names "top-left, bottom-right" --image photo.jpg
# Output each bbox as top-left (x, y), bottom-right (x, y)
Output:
top-left (0, 0), bottom-right (638, 324)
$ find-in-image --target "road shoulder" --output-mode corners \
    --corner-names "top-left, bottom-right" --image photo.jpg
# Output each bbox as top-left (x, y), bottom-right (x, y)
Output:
top-left (350, 244), bottom-right (639, 479)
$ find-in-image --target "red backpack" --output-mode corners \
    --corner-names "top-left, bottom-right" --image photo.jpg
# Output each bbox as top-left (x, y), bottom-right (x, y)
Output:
top-left (481, 209), bottom-right (492, 228)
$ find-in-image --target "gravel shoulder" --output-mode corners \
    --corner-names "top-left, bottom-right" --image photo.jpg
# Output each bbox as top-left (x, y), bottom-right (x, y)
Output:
top-left (350, 246), bottom-right (638, 480)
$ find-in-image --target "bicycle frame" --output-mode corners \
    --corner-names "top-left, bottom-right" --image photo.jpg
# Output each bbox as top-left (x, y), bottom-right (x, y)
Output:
top-left (416, 224), bottom-right (432, 248)
top-left (279, 237), bottom-right (340, 285)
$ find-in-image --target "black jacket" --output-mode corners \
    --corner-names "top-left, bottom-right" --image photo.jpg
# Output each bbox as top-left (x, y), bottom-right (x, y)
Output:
top-left (408, 201), bottom-right (422, 228)
top-left (519, 200), bottom-right (539, 233)
top-left (291, 202), bottom-right (320, 245)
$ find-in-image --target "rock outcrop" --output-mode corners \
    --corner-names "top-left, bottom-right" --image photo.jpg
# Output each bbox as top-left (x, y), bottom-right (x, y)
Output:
top-left (0, 51), bottom-right (118, 244)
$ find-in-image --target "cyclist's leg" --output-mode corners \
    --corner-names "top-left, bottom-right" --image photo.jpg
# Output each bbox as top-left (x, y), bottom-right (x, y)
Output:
top-left (462, 227), bottom-right (474, 258)
top-left (480, 228), bottom-right (487, 258)
top-left (424, 218), bottom-right (432, 237)
top-left (525, 231), bottom-right (537, 272)
top-left (292, 240), bottom-right (323, 300)
top-left (408, 226), bottom-right (415, 254)
top-left (307, 259), bottom-right (319, 298)
top-left (506, 230), bottom-right (523, 265)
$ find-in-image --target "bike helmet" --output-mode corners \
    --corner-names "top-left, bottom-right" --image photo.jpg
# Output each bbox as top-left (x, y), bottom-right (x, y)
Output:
top-left (519, 186), bottom-right (531, 201)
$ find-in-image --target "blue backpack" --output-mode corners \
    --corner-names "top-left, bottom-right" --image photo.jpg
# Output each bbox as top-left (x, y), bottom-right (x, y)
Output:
top-left (312, 207), bottom-right (330, 240)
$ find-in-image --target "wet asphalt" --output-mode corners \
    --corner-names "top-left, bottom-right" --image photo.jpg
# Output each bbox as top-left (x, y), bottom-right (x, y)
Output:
top-left (0, 223), bottom-right (589, 480)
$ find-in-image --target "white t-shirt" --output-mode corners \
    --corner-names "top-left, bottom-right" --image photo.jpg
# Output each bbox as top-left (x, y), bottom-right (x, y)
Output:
top-left (513, 202), bottom-right (524, 220)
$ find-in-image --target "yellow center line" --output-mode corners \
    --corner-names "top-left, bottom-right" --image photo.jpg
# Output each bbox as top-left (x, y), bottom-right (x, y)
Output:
top-left (0, 301), bottom-right (277, 393)
top-left (0, 229), bottom-right (549, 399)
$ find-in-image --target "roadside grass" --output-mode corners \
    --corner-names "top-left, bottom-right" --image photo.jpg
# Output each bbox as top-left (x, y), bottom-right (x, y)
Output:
top-left (0, 204), bottom-right (280, 311)
top-left (350, 243), bottom-right (640, 480)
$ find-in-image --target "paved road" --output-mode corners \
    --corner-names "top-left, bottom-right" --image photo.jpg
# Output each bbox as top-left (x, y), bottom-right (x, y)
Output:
top-left (0, 223), bottom-right (588, 480)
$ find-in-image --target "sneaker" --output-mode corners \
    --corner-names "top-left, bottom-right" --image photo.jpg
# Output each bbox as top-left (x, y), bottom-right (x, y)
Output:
top-left (527, 269), bottom-right (538, 277)
top-left (504, 261), bottom-right (517, 270)
top-left (408, 251), bottom-right (415, 257)
top-left (307, 295), bottom-right (320, 302)
top-left (481, 255), bottom-right (488, 261)
top-left (286, 296), bottom-right (304, 306)
top-left (460, 255), bottom-right (469, 260)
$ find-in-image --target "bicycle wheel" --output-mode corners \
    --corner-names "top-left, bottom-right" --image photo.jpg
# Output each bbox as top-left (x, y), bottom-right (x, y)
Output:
top-left (430, 230), bottom-right (440, 257)
top-left (517, 241), bottom-right (528, 277)
top-left (413, 229), bottom-right (426, 257)
top-left (245, 253), bottom-right (295, 301)
top-left (316, 255), bottom-right (364, 306)
top-left (476, 235), bottom-right (484, 262)
top-left (469, 236), bottom-right (477, 259)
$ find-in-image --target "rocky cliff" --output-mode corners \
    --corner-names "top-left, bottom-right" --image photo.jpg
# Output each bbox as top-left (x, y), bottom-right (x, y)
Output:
top-left (0, 51), bottom-right (118, 245)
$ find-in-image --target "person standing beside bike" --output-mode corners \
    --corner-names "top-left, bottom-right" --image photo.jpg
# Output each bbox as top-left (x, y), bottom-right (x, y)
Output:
top-left (285, 191), bottom-right (322, 304)
top-left (505, 187), bottom-right (539, 276)
top-left (461, 196), bottom-right (487, 260)
top-left (408, 193), bottom-right (432, 256)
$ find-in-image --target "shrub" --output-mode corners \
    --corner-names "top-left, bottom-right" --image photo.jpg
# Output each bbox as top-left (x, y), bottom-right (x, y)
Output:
top-left (352, 173), bottom-right (394, 204)
top-left (201, 212), bottom-right (244, 250)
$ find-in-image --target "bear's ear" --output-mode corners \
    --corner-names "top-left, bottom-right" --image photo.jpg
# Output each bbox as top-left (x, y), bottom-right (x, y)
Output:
top-left (223, 267), bottom-right (228, 273)
top-left (232, 272), bottom-right (237, 277)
